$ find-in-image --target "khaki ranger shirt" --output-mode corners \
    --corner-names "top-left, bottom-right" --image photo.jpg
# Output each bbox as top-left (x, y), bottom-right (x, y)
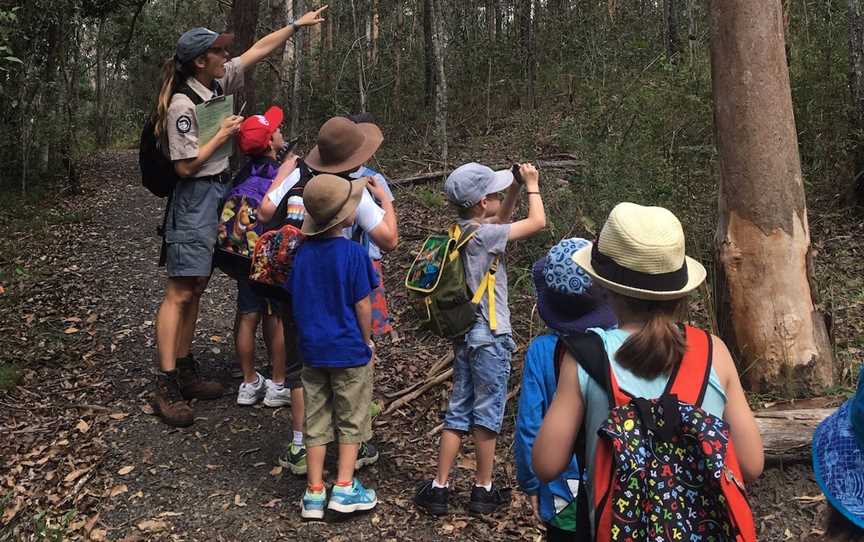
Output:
top-left (166, 57), bottom-right (245, 178)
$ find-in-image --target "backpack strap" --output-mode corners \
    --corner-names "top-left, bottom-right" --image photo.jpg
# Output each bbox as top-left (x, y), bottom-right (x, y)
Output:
top-left (561, 332), bottom-right (631, 408)
top-left (450, 223), bottom-right (500, 332)
top-left (668, 325), bottom-right (713, 407)
top-left (175, 84), bottom-right (205, 107)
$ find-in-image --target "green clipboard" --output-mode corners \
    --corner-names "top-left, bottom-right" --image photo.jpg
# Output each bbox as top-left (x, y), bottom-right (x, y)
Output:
top-left (196, 94), bottom-right (234, 162)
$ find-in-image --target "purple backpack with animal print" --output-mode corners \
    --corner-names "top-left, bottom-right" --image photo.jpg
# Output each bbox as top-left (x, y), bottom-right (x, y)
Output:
top-left (214, 159), bottom-right (278, 280)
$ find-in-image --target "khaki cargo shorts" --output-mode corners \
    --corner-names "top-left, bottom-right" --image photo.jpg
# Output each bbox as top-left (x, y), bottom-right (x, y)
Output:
top-left (302, 364), bottom-right (372, 447)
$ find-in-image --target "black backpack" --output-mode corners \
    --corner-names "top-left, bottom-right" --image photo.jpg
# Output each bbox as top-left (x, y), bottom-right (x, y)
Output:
top-left (138, 84), bottom-right (204, 198)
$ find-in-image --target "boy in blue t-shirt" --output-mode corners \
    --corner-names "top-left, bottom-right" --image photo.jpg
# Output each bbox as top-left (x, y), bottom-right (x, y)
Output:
top-left (290, 174), bottom-right (380, 519)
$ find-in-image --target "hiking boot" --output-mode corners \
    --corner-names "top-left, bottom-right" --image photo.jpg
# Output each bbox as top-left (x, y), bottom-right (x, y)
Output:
top-left (468, 483), bottom-right (511, 515)
top-left (301, 486), bottom-right (327, 520)
top-left (328, 479), bottom-right (377, 514)
top-left (263, 379), bottom-right (292, 407)
top-left (237, 372), bottom-right (266, 406)
top-left (278, 442), bottom-right (307, 475)
top-left (355, 441), bottom-right (379, 470)
top-left (153, 371), bottom-right (194, 428)
top-left (414, 480), bottom-right (449, 516)
top-left (176, 355), bottom-right (224, 400)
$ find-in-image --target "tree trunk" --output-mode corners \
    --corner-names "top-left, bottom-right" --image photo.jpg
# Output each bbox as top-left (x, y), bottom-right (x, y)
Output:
top-left (485, 0), bottom-right (496, 41)
top-left (280, 0), bottom-right (294, 106)
top-left (291, 0), bottom-right (305, 135)
top-left (663, 0), bottom-right (679, 63)
top-left (95, 16), bottom-right (109, 148)
top-left (430, 0), bottom-right (448, 165)
top-left (517, 0), bottom-right (536, 108)
top-left (370, 0), bottom-right (380, 66)
top-left (709, 0), bottom-right (834, 394)
top-left (350, 0), bottom-right (368, 112)
top-left (230, 0), bottom-right (259, 110)
top-left (848, 0), bottom-right (864, 203)
top-left (423, 0), bottom-right (435, 107)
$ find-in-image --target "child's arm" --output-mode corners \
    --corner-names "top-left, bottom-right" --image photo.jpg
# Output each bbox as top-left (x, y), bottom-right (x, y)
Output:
top-left (507, 163), bottom-right (546, 241)
top-left (258, 156), bottom-right (299, 223)
top-left (533, 350), bottom-right (584, 483)
top-left (355, 295), bottom-right (373, 348)
top-left (489, 181), bottom-right (521, 224)
top-left (714, 336), bottom-right (764, 482)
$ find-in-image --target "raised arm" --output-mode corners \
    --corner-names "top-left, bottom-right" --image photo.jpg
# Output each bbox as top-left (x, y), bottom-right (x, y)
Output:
top-left (493, 178), bottom-right (520, 224)
top-left (364, 175), bottom-right (398, 252)
top-left (238, 6), bottom-right (328, 69)
top-left (507, 163), bottom-right (546, 241)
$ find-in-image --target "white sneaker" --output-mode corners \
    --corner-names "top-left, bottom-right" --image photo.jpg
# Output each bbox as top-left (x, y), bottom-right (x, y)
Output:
top-left (263, 379), bottom-right (292, 407)
top-left (237, 373), bottom-right (266, 406)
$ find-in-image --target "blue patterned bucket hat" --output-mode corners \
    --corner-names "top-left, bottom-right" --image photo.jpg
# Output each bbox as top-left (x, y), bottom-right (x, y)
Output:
top-left (532, 238), bottom-right (616, 334)
top-left (812, 366), bottom-right (864, 529)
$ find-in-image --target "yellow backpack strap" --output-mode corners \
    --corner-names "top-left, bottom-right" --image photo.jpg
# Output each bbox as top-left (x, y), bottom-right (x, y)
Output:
top-left (449, 224), bottom-right (478, 262)
top-left (470, 257), bottom-right (499, 331)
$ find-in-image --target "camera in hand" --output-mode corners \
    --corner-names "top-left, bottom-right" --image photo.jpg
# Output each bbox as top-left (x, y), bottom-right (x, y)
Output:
top-left (276, 136), bottom-right (300, 163)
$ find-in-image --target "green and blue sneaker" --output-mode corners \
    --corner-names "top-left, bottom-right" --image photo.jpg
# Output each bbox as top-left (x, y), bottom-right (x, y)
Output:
top-left (278, 442), bottom-right (307, 475)
top-left (301, 487), bottom-right (327, 519)
top-left (327, 478), bottom-right (378, 514)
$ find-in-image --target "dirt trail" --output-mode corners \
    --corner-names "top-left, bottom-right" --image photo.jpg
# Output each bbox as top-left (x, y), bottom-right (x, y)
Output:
top-left (0, 151), bottom-right (835, 541)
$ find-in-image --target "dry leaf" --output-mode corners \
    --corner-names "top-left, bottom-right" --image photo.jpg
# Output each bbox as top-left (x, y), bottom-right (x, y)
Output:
top-left (269, 466), bottom-right (283, 476)
top-left (140, 404), bottom-right (155, 415)
top-left (109, 484), bottom-right (128, 498)
top-left (84, 513), bottom-right (100, 533)
top-left (86, 313), bottom-right (98, 323)
top-left (117, 465), bottom-right (135, 475)
top-left (205, 464), bottom-right (220, 471)
top-left (136, 519), bottom-right (168, 532)
top-left (109, 412), bottom-right (129, 420)
top-left (234, 494), bottom-right (247, 507)
top-left (1, 497), bottom-right (22, 524)
top-left (89, 529), bottom-right (108, 541)
top-left (76, 419), bottom-right (91, 433)
top-left (141, 448), bottom-right (153, 464)
top-left (262, 499), bottom-right (281, 508)
top-left (64, 327), bottom-right (80, 334)
top-left (157, 511), bottom-right (182, 518)
top-left (64, 468), bottom-right (88, 483)
top-left (64, 316), bottom-right (83, 323)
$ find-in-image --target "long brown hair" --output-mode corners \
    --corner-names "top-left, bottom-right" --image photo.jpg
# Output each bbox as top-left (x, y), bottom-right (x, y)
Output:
top-left (613, 295), bottom-right (687, 379)
top-left (153, 58), bottom-right (196, 141)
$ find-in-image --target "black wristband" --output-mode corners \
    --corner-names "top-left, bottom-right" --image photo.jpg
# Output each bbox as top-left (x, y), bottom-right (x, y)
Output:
top-left (526, 191), bottom-right (541, 195)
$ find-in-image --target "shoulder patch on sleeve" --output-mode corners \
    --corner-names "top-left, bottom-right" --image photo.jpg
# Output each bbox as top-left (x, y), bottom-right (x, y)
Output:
top-left (176, 115), bottom-right (192, 134)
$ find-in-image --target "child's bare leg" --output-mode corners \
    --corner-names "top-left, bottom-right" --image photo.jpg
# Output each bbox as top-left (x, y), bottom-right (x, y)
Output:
top-left (262, 313), bottom-right (286, 383)
top-left (435, 429), bottom-right (463, 485)
top-left (234, 311), bottom-right (260, 383)
top-left (306, 445), bottom-right (327, 488)
top-left (472, 426), bottom-right (497, 486)
top-left (336, 443), bottom-right (360, 483)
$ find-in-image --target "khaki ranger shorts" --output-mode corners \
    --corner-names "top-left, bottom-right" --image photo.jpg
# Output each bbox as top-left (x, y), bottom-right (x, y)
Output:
top-left (302, 364), bottom-right (372, 447)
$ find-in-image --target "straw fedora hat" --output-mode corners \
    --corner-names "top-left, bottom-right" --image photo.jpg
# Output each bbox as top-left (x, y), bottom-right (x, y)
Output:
top-left (571, 202), bottom-right (706, 301)
top-left (305, 117), bottom-right (384, 174)
top-left (301, 174), bottom-right (368, 236)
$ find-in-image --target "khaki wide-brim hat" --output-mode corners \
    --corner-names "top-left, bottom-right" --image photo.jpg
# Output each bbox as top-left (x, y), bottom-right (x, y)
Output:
top-left (571, 202), bottom-right (707, 301)
top-left (305, 117), bottom-right (384, 174)
top-left (301, 174), bottom-right (368, 236)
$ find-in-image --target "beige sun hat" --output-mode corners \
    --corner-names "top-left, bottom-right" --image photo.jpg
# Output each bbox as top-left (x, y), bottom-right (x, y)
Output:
top-left (301, 174), bottom-right (368, 237)
top-left (571, 202), bottom-right (707, 301)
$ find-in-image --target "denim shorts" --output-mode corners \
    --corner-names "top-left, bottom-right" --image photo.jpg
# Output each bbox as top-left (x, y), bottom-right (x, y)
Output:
top-left (443, 321), bottom-right (516, 434)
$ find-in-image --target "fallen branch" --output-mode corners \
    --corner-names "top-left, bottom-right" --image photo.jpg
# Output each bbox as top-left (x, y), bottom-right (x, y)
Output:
top-left (754, 408), bottom-right (833, 458)
top-left (384, 351), bottom-right (454, 400)
top-left (391, 160), bottom-right (585, 187)
top-left (384, 368), bottom-right (453, 415)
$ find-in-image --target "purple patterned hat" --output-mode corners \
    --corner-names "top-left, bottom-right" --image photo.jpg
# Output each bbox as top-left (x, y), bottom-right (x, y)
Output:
top-left (812, 366), bottom-right (864, 529)
top-left (532, 238), bottom-right (616, 334)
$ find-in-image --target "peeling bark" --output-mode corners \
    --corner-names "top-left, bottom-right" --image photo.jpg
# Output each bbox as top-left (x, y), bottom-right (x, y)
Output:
top-left (709, 0), bottom-right (834, 394)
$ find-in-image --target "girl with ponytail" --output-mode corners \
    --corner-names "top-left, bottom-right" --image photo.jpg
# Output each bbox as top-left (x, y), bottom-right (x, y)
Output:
top-left (151, 6), bottom-right (328, 429)
top-left (532, 202), bottom-right (763, 538)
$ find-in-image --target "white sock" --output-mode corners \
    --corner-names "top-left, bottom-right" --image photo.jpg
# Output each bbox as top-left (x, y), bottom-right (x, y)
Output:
top-left (475, 482), bottom-right (492, 492)
top-left (244, 374), bottom-right (261, 385)
top-left (432, 479), bottom-right (449, 489)
top-left (293, 431), bottom-right (303, 446)
top-left (271, 380), bottom-right (285, 390)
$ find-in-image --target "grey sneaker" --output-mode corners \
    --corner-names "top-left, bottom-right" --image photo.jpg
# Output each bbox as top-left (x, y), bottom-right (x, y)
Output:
top-left (355, 441), bottom-right (379, 470)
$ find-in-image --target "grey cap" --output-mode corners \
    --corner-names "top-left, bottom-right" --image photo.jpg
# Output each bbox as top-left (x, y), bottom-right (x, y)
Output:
top-left (175, 27), bottom-right (234, 64)
top-left (444, 162), bottom-right (514, 208)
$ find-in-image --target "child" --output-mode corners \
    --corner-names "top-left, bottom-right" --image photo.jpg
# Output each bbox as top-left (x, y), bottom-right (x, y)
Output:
top-left (414, 162), bottom-right (546, 516)
top-left (514, 238), bottom-right (616, 540)
top-left (812, 364), bottom-right (864, 539)
top-left (532, 202), bottom-right (764, 539)
top-left (290, 174), bottom-right (379, 519)
top-left (231, 107), bottom-right (292, 408)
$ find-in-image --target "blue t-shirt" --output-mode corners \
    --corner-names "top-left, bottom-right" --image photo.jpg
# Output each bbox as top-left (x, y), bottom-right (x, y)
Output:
top-left (290, 237), bottom-right (380, 368)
